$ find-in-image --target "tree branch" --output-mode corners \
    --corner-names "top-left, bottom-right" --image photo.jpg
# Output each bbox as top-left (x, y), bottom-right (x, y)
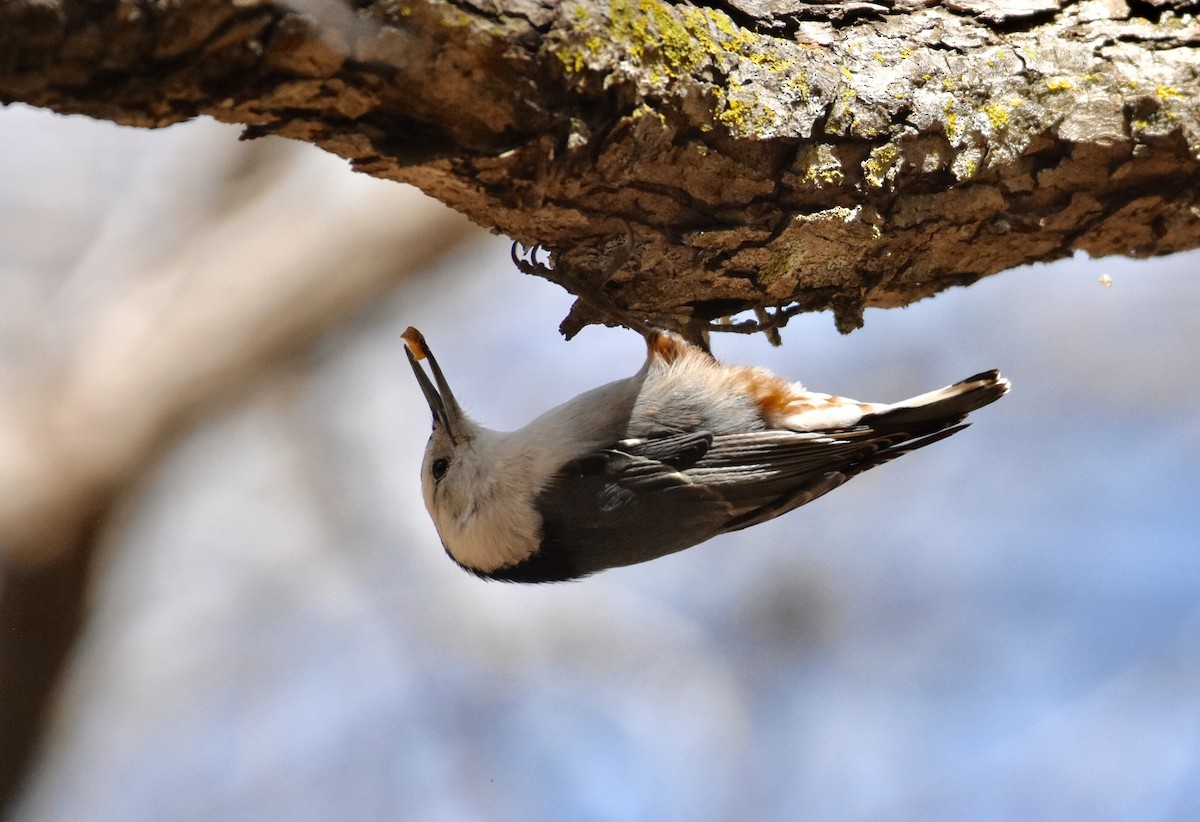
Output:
top-left (2, 0), bottom-right (1198, 335)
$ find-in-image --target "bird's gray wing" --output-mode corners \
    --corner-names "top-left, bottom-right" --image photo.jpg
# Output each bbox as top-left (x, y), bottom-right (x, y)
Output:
top-left (527, 432), bottom-right (731, 578)
top-left (684, 425), bottom-right (967, 531)
top-left (524, 426), bottom-right (960, 580)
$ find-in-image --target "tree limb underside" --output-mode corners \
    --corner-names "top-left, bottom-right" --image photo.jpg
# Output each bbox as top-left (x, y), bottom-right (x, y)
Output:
top-left (2, 0), bottom-right (1199, 336)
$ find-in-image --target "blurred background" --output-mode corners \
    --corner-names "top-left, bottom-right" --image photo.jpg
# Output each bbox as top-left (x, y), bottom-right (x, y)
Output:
top-left (2, 102), bottom-right (1199, 822)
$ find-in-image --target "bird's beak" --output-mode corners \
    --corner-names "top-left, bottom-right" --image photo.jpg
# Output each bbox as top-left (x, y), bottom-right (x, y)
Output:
top-left (402, 327), bottom-right (467, 443)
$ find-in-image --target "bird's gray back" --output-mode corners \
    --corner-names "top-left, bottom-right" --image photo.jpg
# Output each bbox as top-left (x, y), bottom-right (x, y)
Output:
top-left (628, 358), bottom-right (767, 437)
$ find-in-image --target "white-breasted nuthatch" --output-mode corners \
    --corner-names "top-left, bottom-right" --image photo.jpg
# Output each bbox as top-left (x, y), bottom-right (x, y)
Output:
top-left (402, 327), bottom-right (1009, 583)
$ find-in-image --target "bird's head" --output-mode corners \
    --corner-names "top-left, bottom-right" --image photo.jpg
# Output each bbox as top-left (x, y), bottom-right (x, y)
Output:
top-left (402, 325), bottom-right (476, 515)
top-left (402, 327), bottom-right (542, 577)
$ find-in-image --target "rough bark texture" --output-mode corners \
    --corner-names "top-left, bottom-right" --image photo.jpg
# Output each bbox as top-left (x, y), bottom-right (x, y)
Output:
top-left (2, 0), bottom-right (1198, 335)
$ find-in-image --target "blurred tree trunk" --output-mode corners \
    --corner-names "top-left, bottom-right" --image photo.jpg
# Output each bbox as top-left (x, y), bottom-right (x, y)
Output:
top-left (1, 0), bottom-right (1199, 811)
top-left (0, 521), bottom-right (102, 817)
top-left (0, 157), bottom-right (474, 813)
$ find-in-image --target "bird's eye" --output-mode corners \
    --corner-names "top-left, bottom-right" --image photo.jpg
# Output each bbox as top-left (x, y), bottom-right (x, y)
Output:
top-left (431, 458), bottom-right (450, 482)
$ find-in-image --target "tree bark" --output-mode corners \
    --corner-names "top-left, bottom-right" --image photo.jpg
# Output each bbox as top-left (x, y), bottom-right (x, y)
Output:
top-left (2, 0), bottom-right (1197, 336)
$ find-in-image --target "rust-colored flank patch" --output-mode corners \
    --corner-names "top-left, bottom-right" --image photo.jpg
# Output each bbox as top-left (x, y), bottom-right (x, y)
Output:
top-left (647, 331), bottom-right (690, 364)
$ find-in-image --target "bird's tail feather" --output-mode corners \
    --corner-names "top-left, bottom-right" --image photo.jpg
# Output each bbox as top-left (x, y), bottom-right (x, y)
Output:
top-left (862, 370), bottom-right (1010, 437)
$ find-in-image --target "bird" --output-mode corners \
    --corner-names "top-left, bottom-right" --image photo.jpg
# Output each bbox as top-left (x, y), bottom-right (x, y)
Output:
top-left (402, 326), bottom-right (1009, 583)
